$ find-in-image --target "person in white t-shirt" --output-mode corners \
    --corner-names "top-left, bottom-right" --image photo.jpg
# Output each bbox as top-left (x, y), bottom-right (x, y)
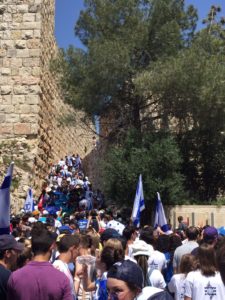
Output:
top-left (184, 243), bottom-right (225, 300)
top-left (53, 234), bottom-right (80, 300)
top-left (168, 253), bottom-right (198, 300)
top-left (131, 240), bottom-right (166, 289)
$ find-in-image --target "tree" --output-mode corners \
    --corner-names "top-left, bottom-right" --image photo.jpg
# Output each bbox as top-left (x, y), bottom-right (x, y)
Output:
top-left (134, 19), bottom-right (225, 201)
top-left (52, 0), bottom-right (197, 129)
top-left (101, 129), bottom-right (186, 206)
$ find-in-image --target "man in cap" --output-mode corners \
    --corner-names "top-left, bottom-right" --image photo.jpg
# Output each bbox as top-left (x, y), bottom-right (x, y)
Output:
top-left (0, 235), bottom-right (23, 300)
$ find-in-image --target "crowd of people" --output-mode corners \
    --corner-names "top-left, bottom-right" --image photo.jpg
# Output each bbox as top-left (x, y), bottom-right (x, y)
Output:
top-left (1, 156), bottom-right (225, 300)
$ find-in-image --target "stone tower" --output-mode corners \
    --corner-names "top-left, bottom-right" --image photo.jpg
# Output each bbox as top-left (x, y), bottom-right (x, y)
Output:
top-left (0, 0), bottom-right (94, 212)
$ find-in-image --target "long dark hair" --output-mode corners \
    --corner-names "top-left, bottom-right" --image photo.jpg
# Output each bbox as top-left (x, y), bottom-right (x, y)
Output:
top-left (134, 255), bottom-right (148, 286)
top-left (198, 243), bottom-right (217, 276)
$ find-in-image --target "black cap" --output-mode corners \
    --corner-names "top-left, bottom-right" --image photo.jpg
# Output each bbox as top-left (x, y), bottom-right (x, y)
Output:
top-left (107, 260), bottom-right (144, 289)
top-left (100, 228), bottom-right (121, 242)
top-left (0, 234), bottom-right (24, 251)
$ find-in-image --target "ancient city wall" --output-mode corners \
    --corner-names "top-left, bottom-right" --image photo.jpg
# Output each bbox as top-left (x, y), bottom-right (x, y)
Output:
top-left (166, 205), bottom-right (225, 229)
top-left (0, 0), bottom-right (94, 212)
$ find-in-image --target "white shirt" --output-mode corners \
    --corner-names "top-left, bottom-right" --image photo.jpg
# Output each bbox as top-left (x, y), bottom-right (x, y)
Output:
top-left (148, 268), bottom-right (166, 289)
top-left (185, 270), bottom-right (225, 300)
top-left (148, 250), bottom-right (167, 271)
top-left (53, 260), bottom-right (76, 299)
top-left (168, 273), bottom-right (186, 300)
top-left (137, 287), bottom-right (163, 300)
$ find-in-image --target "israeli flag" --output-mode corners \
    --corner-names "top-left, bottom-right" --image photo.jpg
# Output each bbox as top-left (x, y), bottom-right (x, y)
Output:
top-left (24, 187), bottom-right (34, 212)
top-left (0, 162), bottom-right (14, 234)
top-left (154, 192), bottom-right (170, 233)
top-left (131, 174), bottom-right (145, 227)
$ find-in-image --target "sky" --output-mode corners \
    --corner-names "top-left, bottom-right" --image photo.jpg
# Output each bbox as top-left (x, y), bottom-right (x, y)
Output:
top-left (55, 0), bottom-right (225, 49)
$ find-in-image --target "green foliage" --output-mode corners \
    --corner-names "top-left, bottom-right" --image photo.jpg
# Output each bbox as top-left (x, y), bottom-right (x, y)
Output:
top-left (134, 22), bottom-right (225, 202)
top-left (101, 129), bottom-right (186, 206)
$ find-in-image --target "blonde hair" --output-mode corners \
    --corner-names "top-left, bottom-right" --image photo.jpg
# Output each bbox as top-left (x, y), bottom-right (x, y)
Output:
top-left (105, 238), bottom-right (123, 250)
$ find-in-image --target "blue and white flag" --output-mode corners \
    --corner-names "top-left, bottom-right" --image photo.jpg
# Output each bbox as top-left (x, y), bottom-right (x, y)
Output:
top-left (24, 187), bottom-right (34, 213)
top-left (0, 162), bottom-right (14, 234)
top-left (154, 192), bottom-right (170, 233)
top-left (131, 174), bottom-right (145, 227)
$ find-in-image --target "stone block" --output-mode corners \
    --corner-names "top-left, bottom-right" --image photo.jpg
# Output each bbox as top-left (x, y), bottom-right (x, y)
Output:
top-left (7, 5), bottom-right (17, 14)
top-left (30, 105), bottom-right (39, 113)
top-left (19, 67), bottom-right (31, 76)
top-left (2, 95), bottom-right (12, 105)
top-left (3, 30), bottom-right (11, 40)
top-left (33, 29), bottom-right (41, 38)
top-left (14, 123), bottom-right (31, 135)
top-left (28, 85), bottom-right (40, 94)
top-left (32, 67), bottom-right (40, 76)
top-left (26, 95), bottom-right (39, 104)
top-left (1, 86), bottom-right (11, 95)
top-left (5, 114), bottom-right (20, 123)
top-left (0, 48), bottom-right (6, 57)
top-left (17, 5), bottom-right (28, 13)
top-left (11, 58), bottom-right (22, 67)
top-left (30, 123), bottom-right (39, 134)
top-left (0, 104), bottom-right (14, 113)
top-left (11, 68), bottom-right (19, 76)
top-left (36, 12), bottom-right (41, 22)
top-left (7, 49), bottom-right (17, 57)
top-left (16, 49), bottom-right (29, 58)
top-left (26, 39), bottom-right (39, 49)
top-left (15, 40), bottom-right (26, 49)
top-left (21, 30), bottom-right (33, 40)
top-left (13, 14), bottom-right (23, 23)
top-left (3, 13), bottom-right (12, 22)
top-left (22, 57), bottom-right (40, 67)
top-left (0, 23), bottom-right (7, 30)
top-left (22, 22), bottom-right (41, 30)
top-left (12, 95), bottom-right (25, 104)
top-left (29, 49), bottom-right (40, 57)
top-left (0, 114), bottom-right (5, 122)
top-left (23, 13), bottom-right (35, 22)
top-left (20, 114), bottom-right (37, 123)
top-left (21, 76), bottom-right (39, 85)
top-left (1, 68), bottom-right (10, 75)
top-left (0, 124), bottom-right (13, 134)
top-left (0, 5), bottom-right (6, 14)
top-left (2, 40), bottom-right (14, 50)
top-left (29, 4), bottom-right (41, 13)
top-left (13, 85), bottom-right (28, 95)
top-left (11, 30), bottom-right (22, 40)
top-left (14, 104), bottom-right (30, 114)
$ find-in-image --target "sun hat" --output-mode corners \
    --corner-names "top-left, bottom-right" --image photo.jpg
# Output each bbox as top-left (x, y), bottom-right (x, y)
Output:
top-left (0, 235), bottom-right (24, 251)
top-left (203, 226), bottom-right (218, 242)
top-left (107, 260), bottom-right (144, 289)
top-left (131, 240), bottom-right (153, 257)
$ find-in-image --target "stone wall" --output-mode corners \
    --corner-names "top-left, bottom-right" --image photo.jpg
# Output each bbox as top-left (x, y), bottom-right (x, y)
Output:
top-left (165, 205), bottom-right (225, 228)
top-left (0, 0), bottom-right (95, 213)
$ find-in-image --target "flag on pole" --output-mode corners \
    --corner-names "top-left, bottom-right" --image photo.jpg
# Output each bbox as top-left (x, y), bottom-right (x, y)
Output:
top-left (131, 174), bottom-right (145, 227)
top-left (0, 162), bottom-right (14, 234)
top-left (154, 192), bottom-right (170, 233)
top-left (24, 187), bottom-right (34, 213)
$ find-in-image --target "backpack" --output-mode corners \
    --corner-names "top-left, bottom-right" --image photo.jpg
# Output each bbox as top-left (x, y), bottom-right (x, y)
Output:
top-left (147, 290), bottom-right (174, 300)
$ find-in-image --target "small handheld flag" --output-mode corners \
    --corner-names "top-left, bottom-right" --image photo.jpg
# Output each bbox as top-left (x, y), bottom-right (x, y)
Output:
top-left (154, 192), bottom-right (170, 233)
top-left (131, 174), bottom-right (145, 227)
top-left (0, 162), bottom-right (14, 235)
top-left (24, 187), bottom-right (34, 212)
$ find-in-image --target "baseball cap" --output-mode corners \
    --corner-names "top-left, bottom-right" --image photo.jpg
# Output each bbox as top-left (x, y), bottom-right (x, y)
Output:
top-left (107, 260), bottom-right (144, 289)
top-left (203, 226), bottom-right (218, 241)
top-left (0, 234), bottom-right (24, 251)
